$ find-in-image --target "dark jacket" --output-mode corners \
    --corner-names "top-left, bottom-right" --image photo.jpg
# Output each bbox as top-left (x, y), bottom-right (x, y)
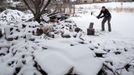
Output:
top-left (97, 9), bottom-right (111, 18)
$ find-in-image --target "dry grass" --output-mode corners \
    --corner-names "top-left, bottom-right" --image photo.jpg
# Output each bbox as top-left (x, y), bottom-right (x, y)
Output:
top-left (92, 5), bottom-right (134, 13)
top-left (111, 7), bottom-right (134, 13)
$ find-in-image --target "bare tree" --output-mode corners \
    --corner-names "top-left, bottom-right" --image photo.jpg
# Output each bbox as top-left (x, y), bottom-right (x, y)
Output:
top-left (22, 0), bottom-right (52, 23)
top-left (57, 0), bottom-right (74, 14)
top-left (0, 0), bottom-right (5, 5)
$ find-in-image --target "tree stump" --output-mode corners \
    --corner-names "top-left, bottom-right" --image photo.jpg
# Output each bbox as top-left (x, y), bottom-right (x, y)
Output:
top-left (87, 22), bottom-right (95, 35)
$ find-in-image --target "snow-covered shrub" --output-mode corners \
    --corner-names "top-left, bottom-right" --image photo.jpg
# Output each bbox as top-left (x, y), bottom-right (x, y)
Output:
top-left (0, 21), bottom-right (40, 41)
top-left (51, 19), bottom-right (84, 39)
top-left (0, 9), bottom-right (25, 23)
top-left (40, 23), bottom-right (54, 34)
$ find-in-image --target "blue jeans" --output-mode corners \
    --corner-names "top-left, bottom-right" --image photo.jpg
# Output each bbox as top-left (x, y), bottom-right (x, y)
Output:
top-left (102, 17), bottom-right (111, 32)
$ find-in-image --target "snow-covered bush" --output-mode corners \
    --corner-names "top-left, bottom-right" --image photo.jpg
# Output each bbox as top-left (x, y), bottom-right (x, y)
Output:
top-left (0, 9), bottom-right (26, 23)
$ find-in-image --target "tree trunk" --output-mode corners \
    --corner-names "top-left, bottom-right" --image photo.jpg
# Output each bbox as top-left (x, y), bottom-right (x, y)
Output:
top-left (22, 0), bottom-right (52, 23)
top-left (34, 14), bottom-right (41, 23)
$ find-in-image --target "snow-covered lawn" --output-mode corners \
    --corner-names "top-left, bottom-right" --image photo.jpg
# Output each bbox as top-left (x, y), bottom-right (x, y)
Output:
top-left (0, 2), bottom-right (134, 75)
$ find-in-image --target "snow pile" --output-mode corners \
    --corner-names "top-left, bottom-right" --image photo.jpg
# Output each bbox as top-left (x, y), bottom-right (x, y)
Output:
top-left (0, 9), bottom-right (26, 23)
top-left (0, 39), bottom-right (48, 75)
top-left (0, 13), bottom-right (102, 75)
top-left (0, 36), bottom-right (103, 75)
top-left (0, 34), bottom-right (134, 75)
top-left (52, 19), bottom-right (84, 39)
top-left (2, 21), bottom-right (40, 41)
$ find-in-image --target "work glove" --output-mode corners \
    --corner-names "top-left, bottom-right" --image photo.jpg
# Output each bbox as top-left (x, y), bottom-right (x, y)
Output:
top-left (99, 16), bottom-right (104, 18)
top-left (96, 16), bottom-right (100, 19)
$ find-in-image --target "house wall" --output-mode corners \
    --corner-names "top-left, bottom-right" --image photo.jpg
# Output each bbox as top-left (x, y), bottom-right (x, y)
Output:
top-left (94, 0), bottom-right (105, 2)
top-left (80, 0), bottom-right (94, 3)
top-left (75, 0), bottom-right (106, 4)
top-left (76, 0), bottom-right (94, 4)
top-left (106, 0), bottom-right (133, 2)
top-left (117, 0), bottom-right (133, 2)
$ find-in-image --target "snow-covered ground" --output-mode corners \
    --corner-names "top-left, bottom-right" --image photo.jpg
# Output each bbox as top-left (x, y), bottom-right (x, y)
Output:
top-left (71, 12), bottom-right (134, 39)
top-left (0, 2), bottom-right (134, 75)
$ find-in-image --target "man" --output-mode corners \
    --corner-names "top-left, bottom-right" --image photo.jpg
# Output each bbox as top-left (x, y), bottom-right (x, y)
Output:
top-left (97, 6), bottom-right (112, 32)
